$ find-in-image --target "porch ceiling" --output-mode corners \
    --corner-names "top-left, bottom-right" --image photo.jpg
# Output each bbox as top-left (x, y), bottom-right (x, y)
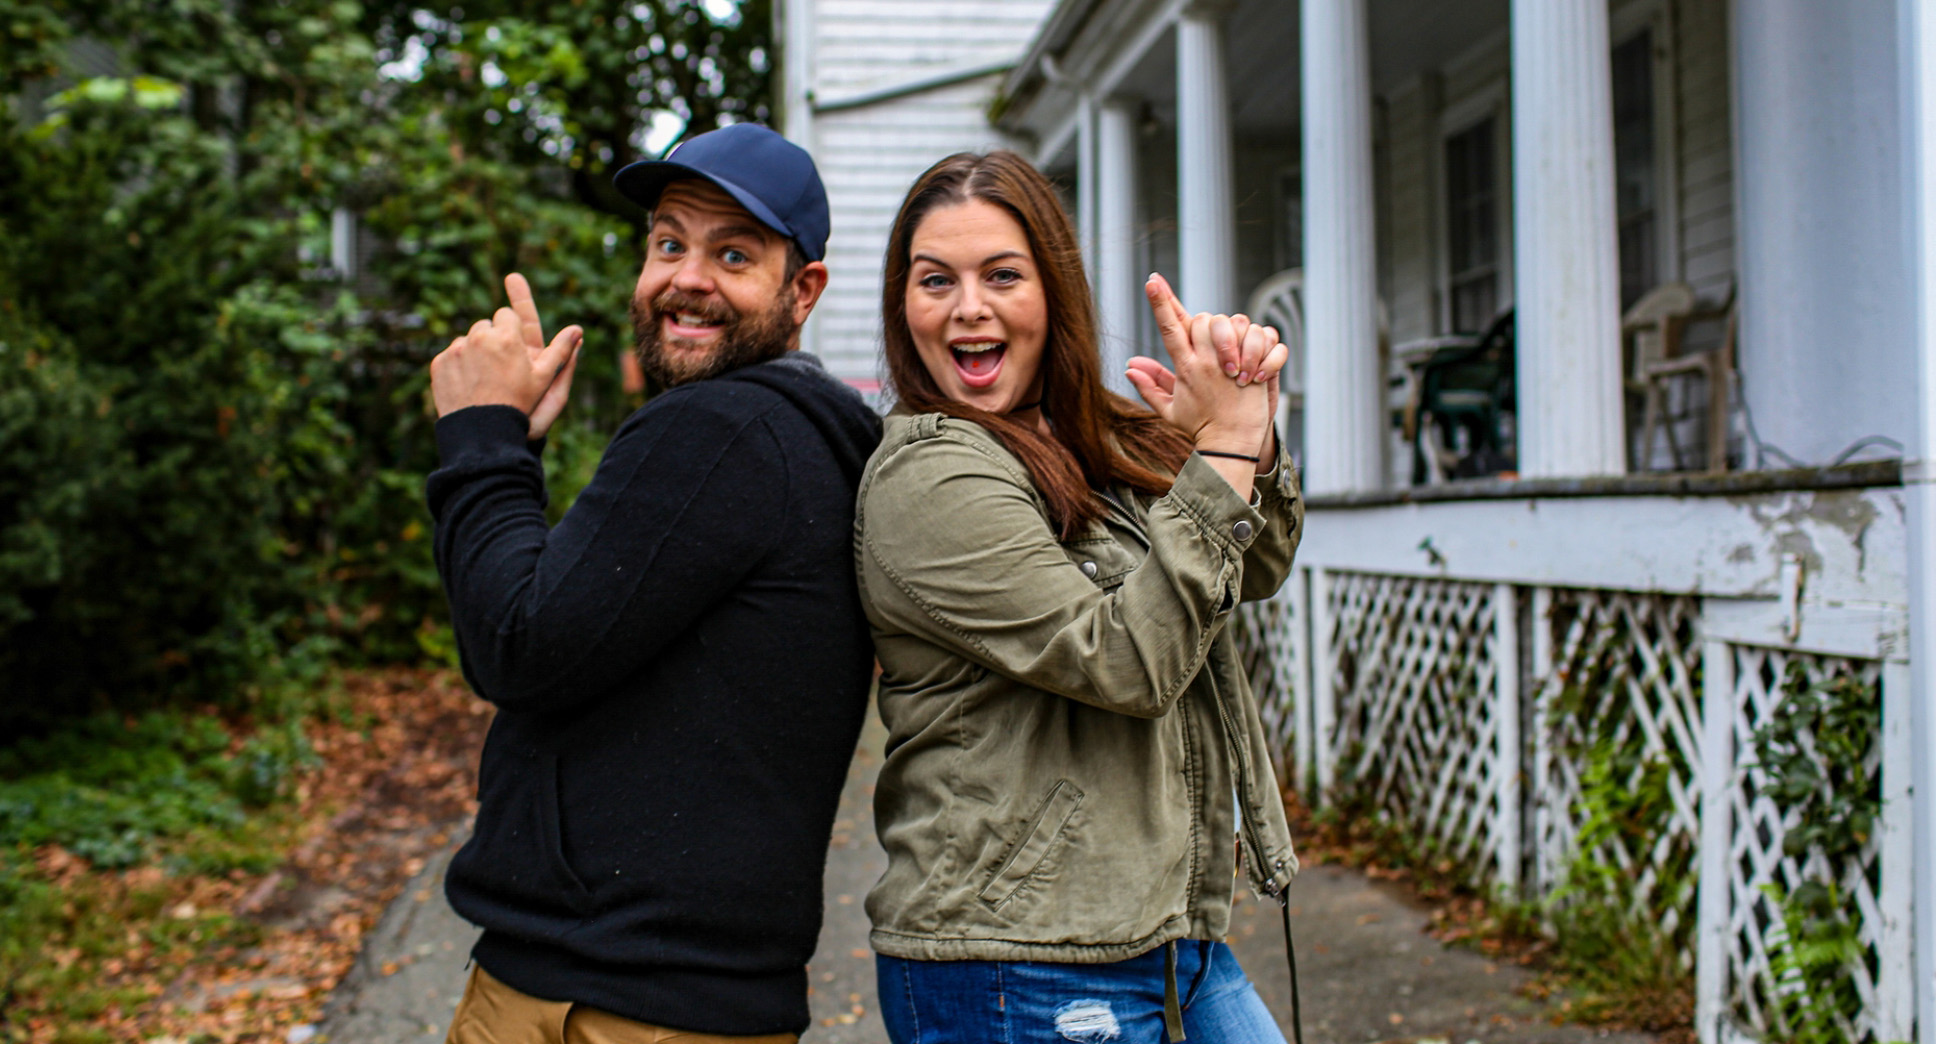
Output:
top-left (1007, 0), bottom-right (1510, 146)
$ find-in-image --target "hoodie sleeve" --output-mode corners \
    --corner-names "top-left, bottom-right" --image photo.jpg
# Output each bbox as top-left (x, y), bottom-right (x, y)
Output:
top-left (426, 388), bottom-right (785, 714)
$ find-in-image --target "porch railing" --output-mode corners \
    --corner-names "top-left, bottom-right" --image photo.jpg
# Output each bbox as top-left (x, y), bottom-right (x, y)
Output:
top-left (1235, 474), bottom-right (1915, 1044)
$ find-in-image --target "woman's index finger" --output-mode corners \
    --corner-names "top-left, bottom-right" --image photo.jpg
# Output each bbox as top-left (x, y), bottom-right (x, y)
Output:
top-left (505, 272), bottom-right (545, 350)
top-left (1145, 273), bottom-right (1194, 360)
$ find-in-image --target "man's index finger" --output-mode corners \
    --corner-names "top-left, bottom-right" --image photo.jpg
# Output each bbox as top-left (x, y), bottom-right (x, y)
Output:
top-left (505, 273), bottom-right (544, 350)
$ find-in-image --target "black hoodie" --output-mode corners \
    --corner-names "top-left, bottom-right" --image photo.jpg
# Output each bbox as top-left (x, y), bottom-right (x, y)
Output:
top-left (426, 352), bottom-right (882, 1034)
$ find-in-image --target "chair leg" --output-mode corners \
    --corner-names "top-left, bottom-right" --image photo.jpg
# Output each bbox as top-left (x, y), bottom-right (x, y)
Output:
top-left (1704, 358), bottom-right (1727, 472)
top-left (1639, 380), bottom-right (1666, 471)
top-left (1419, 412), bottom-right (1450, 485)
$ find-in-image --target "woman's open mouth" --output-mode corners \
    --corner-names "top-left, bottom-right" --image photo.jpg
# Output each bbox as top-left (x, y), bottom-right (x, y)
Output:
top-left (951, 341), bottom-right (1006, 386)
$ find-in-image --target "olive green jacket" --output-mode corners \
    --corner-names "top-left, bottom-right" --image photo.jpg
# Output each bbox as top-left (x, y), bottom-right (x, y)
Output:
top-left (856, 411), bottom-right (1303, 963)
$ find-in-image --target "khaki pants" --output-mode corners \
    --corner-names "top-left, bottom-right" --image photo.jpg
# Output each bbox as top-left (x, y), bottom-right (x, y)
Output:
top-left (445, 964), bottom-right (801, 1044)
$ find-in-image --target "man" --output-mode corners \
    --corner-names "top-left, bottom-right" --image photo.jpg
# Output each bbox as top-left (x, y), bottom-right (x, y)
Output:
top-left (425, 123), bottom-right (881, 1042)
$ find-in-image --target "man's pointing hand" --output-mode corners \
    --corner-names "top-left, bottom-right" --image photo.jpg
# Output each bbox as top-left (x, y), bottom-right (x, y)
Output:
top-left (430, 272), bottom-right (583, 441)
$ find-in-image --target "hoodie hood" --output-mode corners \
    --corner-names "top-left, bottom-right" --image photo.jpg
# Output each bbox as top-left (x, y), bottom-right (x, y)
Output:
top-left (723, 352), bottom-right (881, 486)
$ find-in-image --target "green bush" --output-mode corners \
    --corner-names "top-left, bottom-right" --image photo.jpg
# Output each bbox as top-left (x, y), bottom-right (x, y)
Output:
top-left (0, 0), bottom-right (768, 726)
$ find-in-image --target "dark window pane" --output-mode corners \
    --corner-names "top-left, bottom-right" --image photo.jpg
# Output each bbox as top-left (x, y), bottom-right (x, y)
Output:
top-left (1612, 29), bottom-right (1657, 309)
top-left (1445, 117), bottom-right (1498, 332)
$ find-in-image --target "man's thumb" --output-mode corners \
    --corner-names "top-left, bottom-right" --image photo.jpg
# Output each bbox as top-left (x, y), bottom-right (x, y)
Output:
top-left (539, 326), bottom-right (583, 375)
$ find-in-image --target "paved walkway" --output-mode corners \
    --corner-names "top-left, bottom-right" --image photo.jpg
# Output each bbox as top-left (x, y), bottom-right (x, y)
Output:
top-left (320, 707), bottom-right (1653, 1044)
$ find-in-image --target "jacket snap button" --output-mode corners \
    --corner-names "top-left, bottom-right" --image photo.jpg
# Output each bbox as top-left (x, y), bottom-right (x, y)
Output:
top-left (1081, 561), bottom-right (1099, 579)
top-left (1232, 520), bottom-right (1253, 542)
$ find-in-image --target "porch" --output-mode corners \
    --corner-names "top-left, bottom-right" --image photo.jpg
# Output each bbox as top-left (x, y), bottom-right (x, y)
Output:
top-left (1229, 461), bottom-right (1912, 1043)
top-left (996, 0), bottom-right (1917, 491)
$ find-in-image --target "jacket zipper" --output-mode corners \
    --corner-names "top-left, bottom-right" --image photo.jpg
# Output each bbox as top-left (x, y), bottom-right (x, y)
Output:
top-left (1210, 658), bottom-right (1284, 902)
top-left (1101, 485), bottom-right (1281, 897)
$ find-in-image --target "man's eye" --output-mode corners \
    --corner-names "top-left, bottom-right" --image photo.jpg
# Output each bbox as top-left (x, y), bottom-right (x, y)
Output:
top-left (657, 238), bottom-right (684, 256)
top-left (722, 248), bottom-right (749, 265)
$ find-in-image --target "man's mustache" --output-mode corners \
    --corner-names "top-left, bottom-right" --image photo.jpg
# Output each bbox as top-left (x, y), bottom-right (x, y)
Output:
top-left (644, 290), bottom-right (736, 325)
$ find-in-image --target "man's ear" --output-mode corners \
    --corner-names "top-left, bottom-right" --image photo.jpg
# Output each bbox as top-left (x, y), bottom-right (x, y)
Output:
top-left (790, 261), bottom-right (830, 326)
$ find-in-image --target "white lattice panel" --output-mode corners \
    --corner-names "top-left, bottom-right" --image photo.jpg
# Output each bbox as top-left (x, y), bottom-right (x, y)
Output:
top-left (1532, 589), bottom-right (1705, 949)
top-left (1323, 572), bottom-right (1503, 881)
top-left (1233, 597), bottom-right (1298, 774)
top-left (1720, 647), bottom-right (1885, 1043)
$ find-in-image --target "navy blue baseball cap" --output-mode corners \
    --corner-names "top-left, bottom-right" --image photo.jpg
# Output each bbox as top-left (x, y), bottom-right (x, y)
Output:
top-left (613, 123), bottom-right (830, 262)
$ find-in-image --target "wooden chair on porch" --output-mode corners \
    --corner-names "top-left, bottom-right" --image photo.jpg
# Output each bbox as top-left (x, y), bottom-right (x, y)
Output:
top-left (1625, 282), bottom-right (1736, 472)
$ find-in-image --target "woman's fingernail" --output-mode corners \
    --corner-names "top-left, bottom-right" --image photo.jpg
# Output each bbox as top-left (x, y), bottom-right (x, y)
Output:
top-left (1224, 363), bottom-right (1238, 376)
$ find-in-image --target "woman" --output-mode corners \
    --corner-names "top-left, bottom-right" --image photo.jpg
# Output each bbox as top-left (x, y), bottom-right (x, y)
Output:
top-left (855, 149), bottom-right (1303, 1044)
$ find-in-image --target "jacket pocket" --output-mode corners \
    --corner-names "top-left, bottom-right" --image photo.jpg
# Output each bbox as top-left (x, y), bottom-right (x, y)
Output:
top-left (978, 779), bottom-right (1084, 908)
top-left (448, 752), bottom-right (593, 933)
top-left (540, 755), bottom-right (595, 912)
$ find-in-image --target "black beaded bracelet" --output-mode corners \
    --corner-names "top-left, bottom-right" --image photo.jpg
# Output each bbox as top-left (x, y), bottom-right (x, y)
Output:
top-left (1196, 449), bottom-right (1261, 463)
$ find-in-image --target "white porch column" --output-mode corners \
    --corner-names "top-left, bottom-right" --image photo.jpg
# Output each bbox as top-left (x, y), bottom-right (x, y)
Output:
top-left (1096, 98), bottom-right (1141, 396)
top-left (778, 0), bottom-right (819, 357)
top-left (1076, 93), bottom-right (1099, 294)
top-left (1735, 2), bottom-right (1915, 467)
top-left (1901, 0), bottom-right (1936, 1035)
top-left (1301, 0), bottom-right (1383, 495)
top-left (1510, 0), bottom-right (1624, 477)
top-left (1175, 3), bottom-right (1235, 315)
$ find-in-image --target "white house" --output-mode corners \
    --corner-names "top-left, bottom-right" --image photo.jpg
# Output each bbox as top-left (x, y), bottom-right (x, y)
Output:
top-left (780, 2), bottom-right (1936, 1042)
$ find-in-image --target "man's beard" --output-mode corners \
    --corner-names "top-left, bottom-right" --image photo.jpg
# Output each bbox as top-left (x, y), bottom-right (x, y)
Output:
top-left (630, 287), bottom-right (797, 388)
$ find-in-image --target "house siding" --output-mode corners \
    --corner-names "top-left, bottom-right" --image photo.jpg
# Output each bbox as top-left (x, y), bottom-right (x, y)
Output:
top-left (814, 0), bottom-right (1048, 96)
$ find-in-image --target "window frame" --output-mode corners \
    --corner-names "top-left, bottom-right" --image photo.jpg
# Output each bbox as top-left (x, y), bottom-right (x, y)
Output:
top-left (1434, 82), bottom-right (1513, 335)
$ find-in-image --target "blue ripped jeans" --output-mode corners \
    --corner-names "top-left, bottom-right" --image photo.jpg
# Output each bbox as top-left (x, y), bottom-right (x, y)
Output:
top-left (876, 941), bottom-right (1286, 1044)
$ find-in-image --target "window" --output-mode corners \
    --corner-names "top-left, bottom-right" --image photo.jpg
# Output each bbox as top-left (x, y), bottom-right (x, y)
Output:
top-left (1612, 29), bottom-right (1658, 310)
top-left (1444, 117), bottom-right (1499, 333)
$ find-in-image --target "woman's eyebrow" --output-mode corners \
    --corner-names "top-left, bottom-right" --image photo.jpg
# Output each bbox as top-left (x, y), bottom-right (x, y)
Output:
top-left (910, 250), bottom-right (1028, 269)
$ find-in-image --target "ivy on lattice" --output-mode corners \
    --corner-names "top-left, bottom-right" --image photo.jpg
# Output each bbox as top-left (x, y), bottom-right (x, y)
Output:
top-left (1748, 663), bottom-right (1881, 1044)
top-left (1538, 589), bottom-right (1703, 953)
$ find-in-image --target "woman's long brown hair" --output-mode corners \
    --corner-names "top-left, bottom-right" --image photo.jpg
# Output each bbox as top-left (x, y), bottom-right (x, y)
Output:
top-left (881, 151), bottom-right (1193, 539)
